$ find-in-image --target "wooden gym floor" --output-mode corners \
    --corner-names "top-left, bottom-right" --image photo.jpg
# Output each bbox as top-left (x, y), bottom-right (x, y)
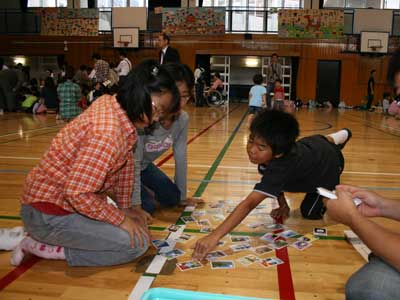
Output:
top-left (0, 103), bottom-right (399, 300)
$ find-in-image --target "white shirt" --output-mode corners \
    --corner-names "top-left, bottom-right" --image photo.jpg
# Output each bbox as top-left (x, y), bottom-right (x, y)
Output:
top-left (115, 58), bottom-right (132, 76)
top-left (160, 46), bottom-right (169, 64)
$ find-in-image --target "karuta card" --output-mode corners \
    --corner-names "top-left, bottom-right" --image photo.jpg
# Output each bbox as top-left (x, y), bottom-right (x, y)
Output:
top-left (205, 250), bottom-right (227, 261)
top-left (252, 245), bottom-right (273, 255)
top-left (217, 240), bottom-right (225, 247)
top-left (313, 227), bottom-right (327, 236)
top-left (197, 219), bottom-right (211, 227)
top-left (279, 230), bottom-right (299, 239)
top-left (266, 223), bottom-right (284, 231)
top-left (176, 260), bottom-right (203, 271)
top-left (247, 221), bottom-right (266, 229)
top-left (291, 240), bottom-right (312, 251)
top-left (200, 226), bottom-right (212, 233)
top-left (270, 239), bottom-right (288, 249)
top-left (162, 249), bottom-right (185, 260)
top-left (192, 210), bottom-right (206, 217)
top-left (230, 235), bottom-right (251, 243)
top-left (260, 233), bottom-right (280, 243)
top-left (174, 233), bottom-right (193, 243)
top-left (297, 233), bottom-right (319, 243)
top-left (259, 257), bottom-right (284, 268)
top-left (238, 254), bottom-right (260, 266)
top-left (230, 243), bottom-right (252, 252)
top-left (209, 203), bottom-right (224, 209)
top-left (212, 215), bottom-right (225, 222)
top-left (180, 216), bottom-right (196, 224)
top-left (210, 260), bottom-right (235, 269)
top-left (152, 239), bottom-right (170, 249)
top-left (167, 224), bottom-right (182, 232)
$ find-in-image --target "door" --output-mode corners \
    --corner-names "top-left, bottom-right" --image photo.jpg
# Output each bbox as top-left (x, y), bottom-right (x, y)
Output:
top-left (316, 60), bottom-right (341, 106)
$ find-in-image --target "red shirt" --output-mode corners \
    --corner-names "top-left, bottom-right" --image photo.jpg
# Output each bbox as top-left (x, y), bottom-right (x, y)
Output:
top-left (21, 95), bottom-right (136, 226)
top-left (274, 86), bottom-right (285, 101)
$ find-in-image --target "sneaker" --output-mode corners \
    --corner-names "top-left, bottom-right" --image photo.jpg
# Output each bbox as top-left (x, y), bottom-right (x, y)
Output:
top-left (0, 227), bottom-right (26, 251)
top-left (338, 128), bottom-right (352, 150)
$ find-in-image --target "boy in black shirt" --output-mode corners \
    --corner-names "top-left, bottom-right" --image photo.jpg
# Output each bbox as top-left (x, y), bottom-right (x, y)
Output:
top-left (193, 110), bottom-right (351, 260)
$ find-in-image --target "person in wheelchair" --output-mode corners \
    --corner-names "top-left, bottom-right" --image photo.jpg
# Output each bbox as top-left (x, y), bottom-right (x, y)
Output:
top-left (204, 72), bottom-right (224, 105)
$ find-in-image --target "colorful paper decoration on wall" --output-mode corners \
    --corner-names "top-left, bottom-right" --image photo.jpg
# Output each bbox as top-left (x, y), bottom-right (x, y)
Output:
top-left (278, 9), bottom-right (344, 39)
top-left (38, 8), bottom-right (98, 36)
top-left (162, 7), bottom-right (225, 35)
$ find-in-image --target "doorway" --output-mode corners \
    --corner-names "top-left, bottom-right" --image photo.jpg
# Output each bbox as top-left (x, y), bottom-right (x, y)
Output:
top-left (316, 60), bottom-right (341, 106)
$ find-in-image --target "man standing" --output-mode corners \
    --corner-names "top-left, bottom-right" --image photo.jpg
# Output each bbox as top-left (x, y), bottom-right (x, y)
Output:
top-left (266, 53), bottom-right (282, 109)
top-left (115, 51), bottom-right (132, 85)
top-left (158, 33), bottom-right (180, 65)
top-left (367, 69), bottom-right (375, 111)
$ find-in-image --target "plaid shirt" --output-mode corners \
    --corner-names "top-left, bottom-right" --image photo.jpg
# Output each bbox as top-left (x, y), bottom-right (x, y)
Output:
top-left (21, 95), bottom-right (136, 226)
top-left (94, 59), bottom-right (110, 83)
top-left (57, 80), bottom-right (82, 120)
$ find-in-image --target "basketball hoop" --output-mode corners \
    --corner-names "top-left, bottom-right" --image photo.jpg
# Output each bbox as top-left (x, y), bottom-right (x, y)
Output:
top-left (118, 41), bottom-right (129, 48)
top-left (370, 45), bottom-right (382, 52)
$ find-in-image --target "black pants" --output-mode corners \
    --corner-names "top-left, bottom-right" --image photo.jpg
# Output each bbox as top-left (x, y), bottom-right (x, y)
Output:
top-left (366, 94), bottom-right (374, 109)
top-left (300, 192), bottom-right (326, 220)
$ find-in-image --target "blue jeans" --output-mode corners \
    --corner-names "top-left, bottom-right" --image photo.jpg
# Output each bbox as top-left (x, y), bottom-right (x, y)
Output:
top-left (266, 82), bottom-right (275, 109)
top-left (346, 254), bottom-right (400, 300)
top-left (21, 205), bottom-right (148, 267)
top-left (141, 163), bottom-right (181, 214)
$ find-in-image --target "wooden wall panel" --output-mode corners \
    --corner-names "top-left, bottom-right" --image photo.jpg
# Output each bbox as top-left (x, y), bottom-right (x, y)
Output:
top-left (0, 34), bottom-right (392, 106)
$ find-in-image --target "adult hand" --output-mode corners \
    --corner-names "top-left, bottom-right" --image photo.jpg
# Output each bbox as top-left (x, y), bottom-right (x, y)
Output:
top-left (119, 216), bottom-right (151, 249)
top-left (323, 187), bottom-right (360, 226)
top-left (122, 206), bottom-right (153, 225)
top-left (192, 234), bottom-right (220, 261)
top-left (337, 185), bottom-right (385, 218)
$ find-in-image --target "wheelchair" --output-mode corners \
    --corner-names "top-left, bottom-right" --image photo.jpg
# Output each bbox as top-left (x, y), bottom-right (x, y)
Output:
top-left (205, 88), bottom-right (227, 106)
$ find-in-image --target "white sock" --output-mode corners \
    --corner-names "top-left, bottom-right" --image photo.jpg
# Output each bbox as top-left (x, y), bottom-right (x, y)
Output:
top-left (0, 227), bottom-right (26, 251)
top-left (327, 129), bottom-right (349, 145)
top-left (11, 237), bottom-right (65, 266)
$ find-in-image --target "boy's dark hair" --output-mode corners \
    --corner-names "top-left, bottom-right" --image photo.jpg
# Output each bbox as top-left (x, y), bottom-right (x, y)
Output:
top-left (160, 33), bottom-right (170, 44)
top-left (271, 53), bottom-right (278, 58)
top-left (116, 59), bottom-right (179, 124)
top-left (383, 92), bottom-right (390, 98)
top-left (253, 74), bottom-right (263, 85)
top-left (214, 72), bottom-right (221, 79)
top-left (163, 63), bottom-right (195, 91)
top-left (65, 66), bottom-right (75, 80)
top-left (370, 69), bottom-right (376, 75)
top-left (275, 79), bottom-right (282, 84)
top-left (250, 110), bottom-right (299, 156)
top-left (44, 76), bottom-right (55, 89)
top-left (92, 53), bottom-right (101, 60)
top-left (119, 50), bottom-right (127, 57)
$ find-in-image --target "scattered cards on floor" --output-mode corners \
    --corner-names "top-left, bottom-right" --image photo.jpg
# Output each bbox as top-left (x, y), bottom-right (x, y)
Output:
top-left (200, 226), bottom-right (213, 233)
top-left (211, 260), bottom-right (235, 270)
top-left (260, 233), bottom-right (280, 243)
top-left (180, 216), bottom-right (196, 224)
top-left (313, 227), bottom-right (327, 236)
top-left (279, 230), bottom-right (299, 239)
top-left (238, 254), bottom-right (260, 266)
top-left (206, 250), bottom-right (227, 261)
top-left (259, 257), bottom-right (284, 268)
top-left (291, 240), bottom-right (312, 251)
top-left (174, 233), bottom-right (193, 243)
top-left (270, 239), bottom-right (288, 249)
top-left (162, 249), bottom-right (185, 260)
top-left (152, 239), bottom-right (170, 250)
top-left (176, 260), bottom-right (203, 271)
top-left (230, 243), bottom-right (252, 252)
top-left (167, 224), bottom-right (182, 232)
top-left (230, 235), bottom-right (251, 243)
top-left (252, 245), bottom-right (273, 255)
top-left (197, 219), bottom-right (211, 227)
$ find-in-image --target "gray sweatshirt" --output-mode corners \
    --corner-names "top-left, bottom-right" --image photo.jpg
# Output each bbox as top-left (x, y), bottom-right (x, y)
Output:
top-left (131, 111), bottom-right (188, 206)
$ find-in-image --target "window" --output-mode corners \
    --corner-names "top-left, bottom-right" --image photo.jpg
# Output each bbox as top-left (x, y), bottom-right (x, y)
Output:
top-left (385, 0), bottom-right (400, 8)
top-left (324, 0), bottom-right (399, 8)
top-left (248, 11), bottom-right (264, 31)
top-left (28, 0), bottom-right (67, 7)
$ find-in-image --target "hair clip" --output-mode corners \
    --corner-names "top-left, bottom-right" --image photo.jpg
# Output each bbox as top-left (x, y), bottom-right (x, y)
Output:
top-left (151, 66), bottom-right (159, 76)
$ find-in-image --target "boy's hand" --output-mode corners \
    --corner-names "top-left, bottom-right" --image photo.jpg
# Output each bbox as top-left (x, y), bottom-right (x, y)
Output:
top-left (270, 205), bottom-right (290, 219)
top-left (192, 234), bottom-right (220, 261)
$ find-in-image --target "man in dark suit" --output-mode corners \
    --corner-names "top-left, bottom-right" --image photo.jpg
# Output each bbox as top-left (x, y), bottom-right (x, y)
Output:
top-left (158, 33), bottom-right (180, 65)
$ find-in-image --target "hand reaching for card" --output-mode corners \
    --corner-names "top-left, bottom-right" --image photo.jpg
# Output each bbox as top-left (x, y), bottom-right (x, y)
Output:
top-left (192, 234), bottom-right (220, 261)
top-left (270, 205), bottom-right (290, 220)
